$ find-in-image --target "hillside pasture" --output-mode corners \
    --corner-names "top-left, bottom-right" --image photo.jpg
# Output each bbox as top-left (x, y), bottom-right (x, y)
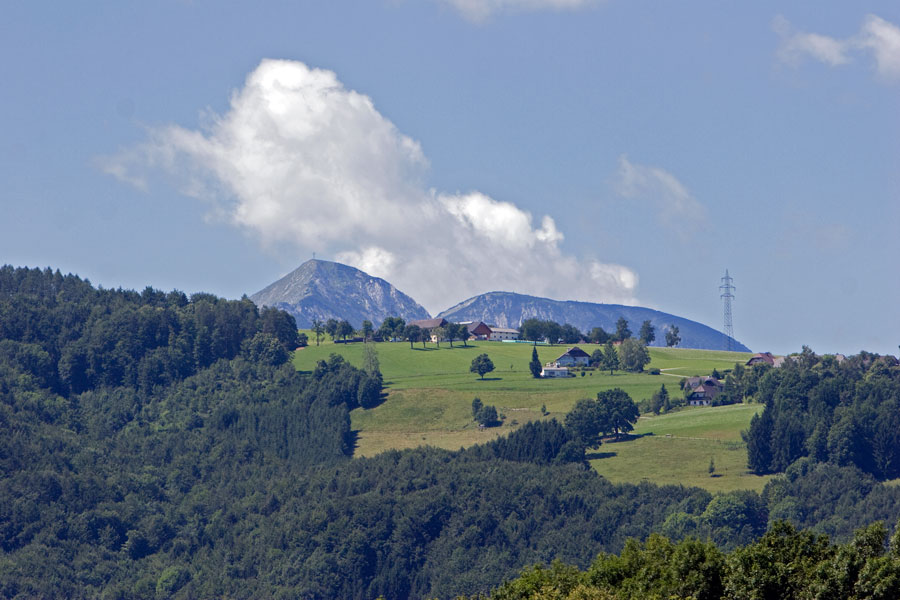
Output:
top-left (590, 404), bottom-right (773, 493)
top-left (293, 337), bottom-right (759, 491)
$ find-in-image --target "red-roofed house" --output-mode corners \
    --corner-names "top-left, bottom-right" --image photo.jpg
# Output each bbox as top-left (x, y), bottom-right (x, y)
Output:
top-left (746, 352), bottom-right (776, 367)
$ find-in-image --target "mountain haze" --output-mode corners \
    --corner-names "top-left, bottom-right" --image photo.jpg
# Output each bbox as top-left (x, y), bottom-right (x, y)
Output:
top-left (438, 291), bottom-right (750, 352)
top-left (250, 259), bottom-right (429, 328)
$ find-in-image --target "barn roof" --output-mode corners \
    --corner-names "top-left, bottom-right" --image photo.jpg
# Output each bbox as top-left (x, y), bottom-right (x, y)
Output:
top-left (409, 318), bottom-right (447, 330)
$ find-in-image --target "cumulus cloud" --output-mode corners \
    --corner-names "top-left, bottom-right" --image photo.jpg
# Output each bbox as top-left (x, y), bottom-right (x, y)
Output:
top-left (101, 59), bottom-right (637, 312)
top-left (774, 14), bottom-right (900, 82)
top-left (614, 155), bottom-right (705, 237)
top-left (437, 0), bottom-right (599, 22)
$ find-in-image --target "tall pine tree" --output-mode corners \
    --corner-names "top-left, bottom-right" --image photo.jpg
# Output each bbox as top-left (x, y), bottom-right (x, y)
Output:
top-left (530, 346), bottom-right (542, 378)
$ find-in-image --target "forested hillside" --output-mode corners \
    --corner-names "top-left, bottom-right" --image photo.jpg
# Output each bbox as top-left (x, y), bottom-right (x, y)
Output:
top-left (738, 348), bottom-right (900, 478)
top-left (475, 520), bottom-right (900, 600)
top-left (2, 266), bottom-right (900, 598)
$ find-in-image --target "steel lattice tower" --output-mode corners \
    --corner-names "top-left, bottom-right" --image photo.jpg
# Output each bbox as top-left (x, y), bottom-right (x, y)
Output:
top-left (719, 270), bottom-right (735, 351)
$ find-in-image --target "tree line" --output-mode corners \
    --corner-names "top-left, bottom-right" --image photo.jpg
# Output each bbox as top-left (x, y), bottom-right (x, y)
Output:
top-left (475, 519), bottom-right (900, 600)
top-left (308, 313), bottom-right (683, 351)
top-left (0, 266), bottom-right (301, 396)
top-left (520, 317), bottom-right (679, 347)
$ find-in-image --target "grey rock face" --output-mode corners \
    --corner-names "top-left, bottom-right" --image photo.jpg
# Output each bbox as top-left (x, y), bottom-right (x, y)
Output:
top-left (250, 260), bottom-right (430, 328)
top-left (437, 291), bottom-right (750, 352)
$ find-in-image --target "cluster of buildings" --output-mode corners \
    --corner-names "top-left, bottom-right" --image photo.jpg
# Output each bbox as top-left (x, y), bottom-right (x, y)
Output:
top-left (407, 318), bottom-right (519, 343)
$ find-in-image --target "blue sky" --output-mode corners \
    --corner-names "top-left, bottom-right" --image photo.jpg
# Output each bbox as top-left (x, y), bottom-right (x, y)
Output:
top-left (1, 1), bottom-right (898, 356)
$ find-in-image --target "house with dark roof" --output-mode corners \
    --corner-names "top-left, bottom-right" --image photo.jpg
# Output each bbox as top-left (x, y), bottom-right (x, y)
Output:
top-left (685, 377), bottom-right (724, 406)
top-left (554, 346), bottom-right (591, 367)
top-left (409, 318), bottom-right (448, 331)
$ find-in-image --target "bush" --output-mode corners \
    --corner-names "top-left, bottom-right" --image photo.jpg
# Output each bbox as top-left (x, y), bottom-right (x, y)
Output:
top-left (476, 405), bottom-right (500, 427)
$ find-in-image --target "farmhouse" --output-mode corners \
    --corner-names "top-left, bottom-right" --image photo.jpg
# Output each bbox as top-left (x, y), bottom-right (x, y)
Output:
top-left (746, 352), bottom-right (776, 367)
top-left (488, 327), bottom-right (519, 341)
top-left (554, 346), bottom-right (591, 367)
top-left (685, 377), bottom-right (724, 406)
top-left (541, 365), bottom-right (569, 378)
top-left (459, 321), bottom-right (492, 340)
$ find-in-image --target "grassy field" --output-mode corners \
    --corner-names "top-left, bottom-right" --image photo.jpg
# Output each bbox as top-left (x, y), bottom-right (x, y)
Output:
top-left (590, 404), bottom-right (773, 493)
top-left (293, 337), bottom-right (761, 491)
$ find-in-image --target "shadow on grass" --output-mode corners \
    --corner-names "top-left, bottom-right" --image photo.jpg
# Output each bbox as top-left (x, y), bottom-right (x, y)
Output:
top-left (586, 451), bottom-right (617, 460)
top-left (476, 377), bottom-right (503, 382)
top-left (409, 347), bottom-right (438, 351)
top-left (362, 392), bottom-right (389, 410)
top-left (603, 432), bottom-right (655, 444)
top-left (345, 430), bottom-right (361, 455)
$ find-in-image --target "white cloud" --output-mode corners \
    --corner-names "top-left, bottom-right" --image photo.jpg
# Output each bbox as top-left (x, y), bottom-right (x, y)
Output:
top-left (614, 155), bottom-right (705, 236)
top-left (101, 59), bottom-right (637, 313)
top-left (774, 14), bottom-right (900, 82)
top-left (437, 0), bottom-right (598, 22)
top-left (859, 14), bottom-right (900, 80)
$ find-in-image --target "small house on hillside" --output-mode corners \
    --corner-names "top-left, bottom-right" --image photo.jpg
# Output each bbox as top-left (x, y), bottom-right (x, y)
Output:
top-left (554, 346), bottom-right (591, 367)
top-left (541, 365), bottom-right (569, 378)
top-left (746, 352), bottom-right (776, 367)
top-left (685, 377), bottom-right (724, 406)
top-left (489, 327), bottom-right (519, 341)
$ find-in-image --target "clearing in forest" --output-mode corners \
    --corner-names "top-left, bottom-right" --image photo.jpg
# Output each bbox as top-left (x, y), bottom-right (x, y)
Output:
top-left (293, 337), bottom-right (765, 492)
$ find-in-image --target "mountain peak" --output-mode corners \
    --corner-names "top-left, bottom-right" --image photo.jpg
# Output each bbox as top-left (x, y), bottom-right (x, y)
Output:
top-left (250, 260), bottom-right (429, 327)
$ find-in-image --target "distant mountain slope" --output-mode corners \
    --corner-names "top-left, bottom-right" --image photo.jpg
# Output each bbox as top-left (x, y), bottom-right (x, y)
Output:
top-left (250, 259), bottom-right (430, 328)
top-left (437, 291), bottom-right (750, 352)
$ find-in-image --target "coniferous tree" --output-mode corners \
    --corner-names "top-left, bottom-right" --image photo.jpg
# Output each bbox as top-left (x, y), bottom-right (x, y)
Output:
top-left (639, 320), bottom-right (656, 345)
top-left (529, 346), bottom-right (542, 378)
top-left (602, 341), bottom-right (619, 375)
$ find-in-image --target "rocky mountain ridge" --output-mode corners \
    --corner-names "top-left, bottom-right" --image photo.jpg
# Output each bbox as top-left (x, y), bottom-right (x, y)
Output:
top-left (438, 291), bottom-right (750, 352)
top-left (250, 259), bottom-right (429, 328)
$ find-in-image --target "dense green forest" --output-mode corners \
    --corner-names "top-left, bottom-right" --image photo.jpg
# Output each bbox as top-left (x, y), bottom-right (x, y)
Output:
top-left (738, 348), bottom-right (900, 478)
top-left (2, 266), bottom-right (900, 598)
top-left (475, 520), bottom-right (900, 599)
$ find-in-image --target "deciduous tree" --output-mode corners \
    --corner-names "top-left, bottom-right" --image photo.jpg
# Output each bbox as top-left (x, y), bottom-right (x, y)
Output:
top-left (620, 338), bottom-right (650, 372)
top-left (470, 353), bottom-right (495, 379)
top-left (597, 388), bottom-right (639, 440)
top-left (404, 324), bottom-right (422, 349)
top-left (312, 319), bottom-right (324, 346)
top-left (520, 318), bottom-right (546, 345)
top-left (361, 320), bottom-right (373, 343)
top-left (337, 320), bottom-right (354, 342)
top-left (665, 325), bottom-right (681, 347)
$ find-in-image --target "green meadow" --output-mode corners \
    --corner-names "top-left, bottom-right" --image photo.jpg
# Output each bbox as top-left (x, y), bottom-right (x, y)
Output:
top-left (591, 404), bottom-right (773, 493)
top-left (293, 336), bottom-right (766, 492)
